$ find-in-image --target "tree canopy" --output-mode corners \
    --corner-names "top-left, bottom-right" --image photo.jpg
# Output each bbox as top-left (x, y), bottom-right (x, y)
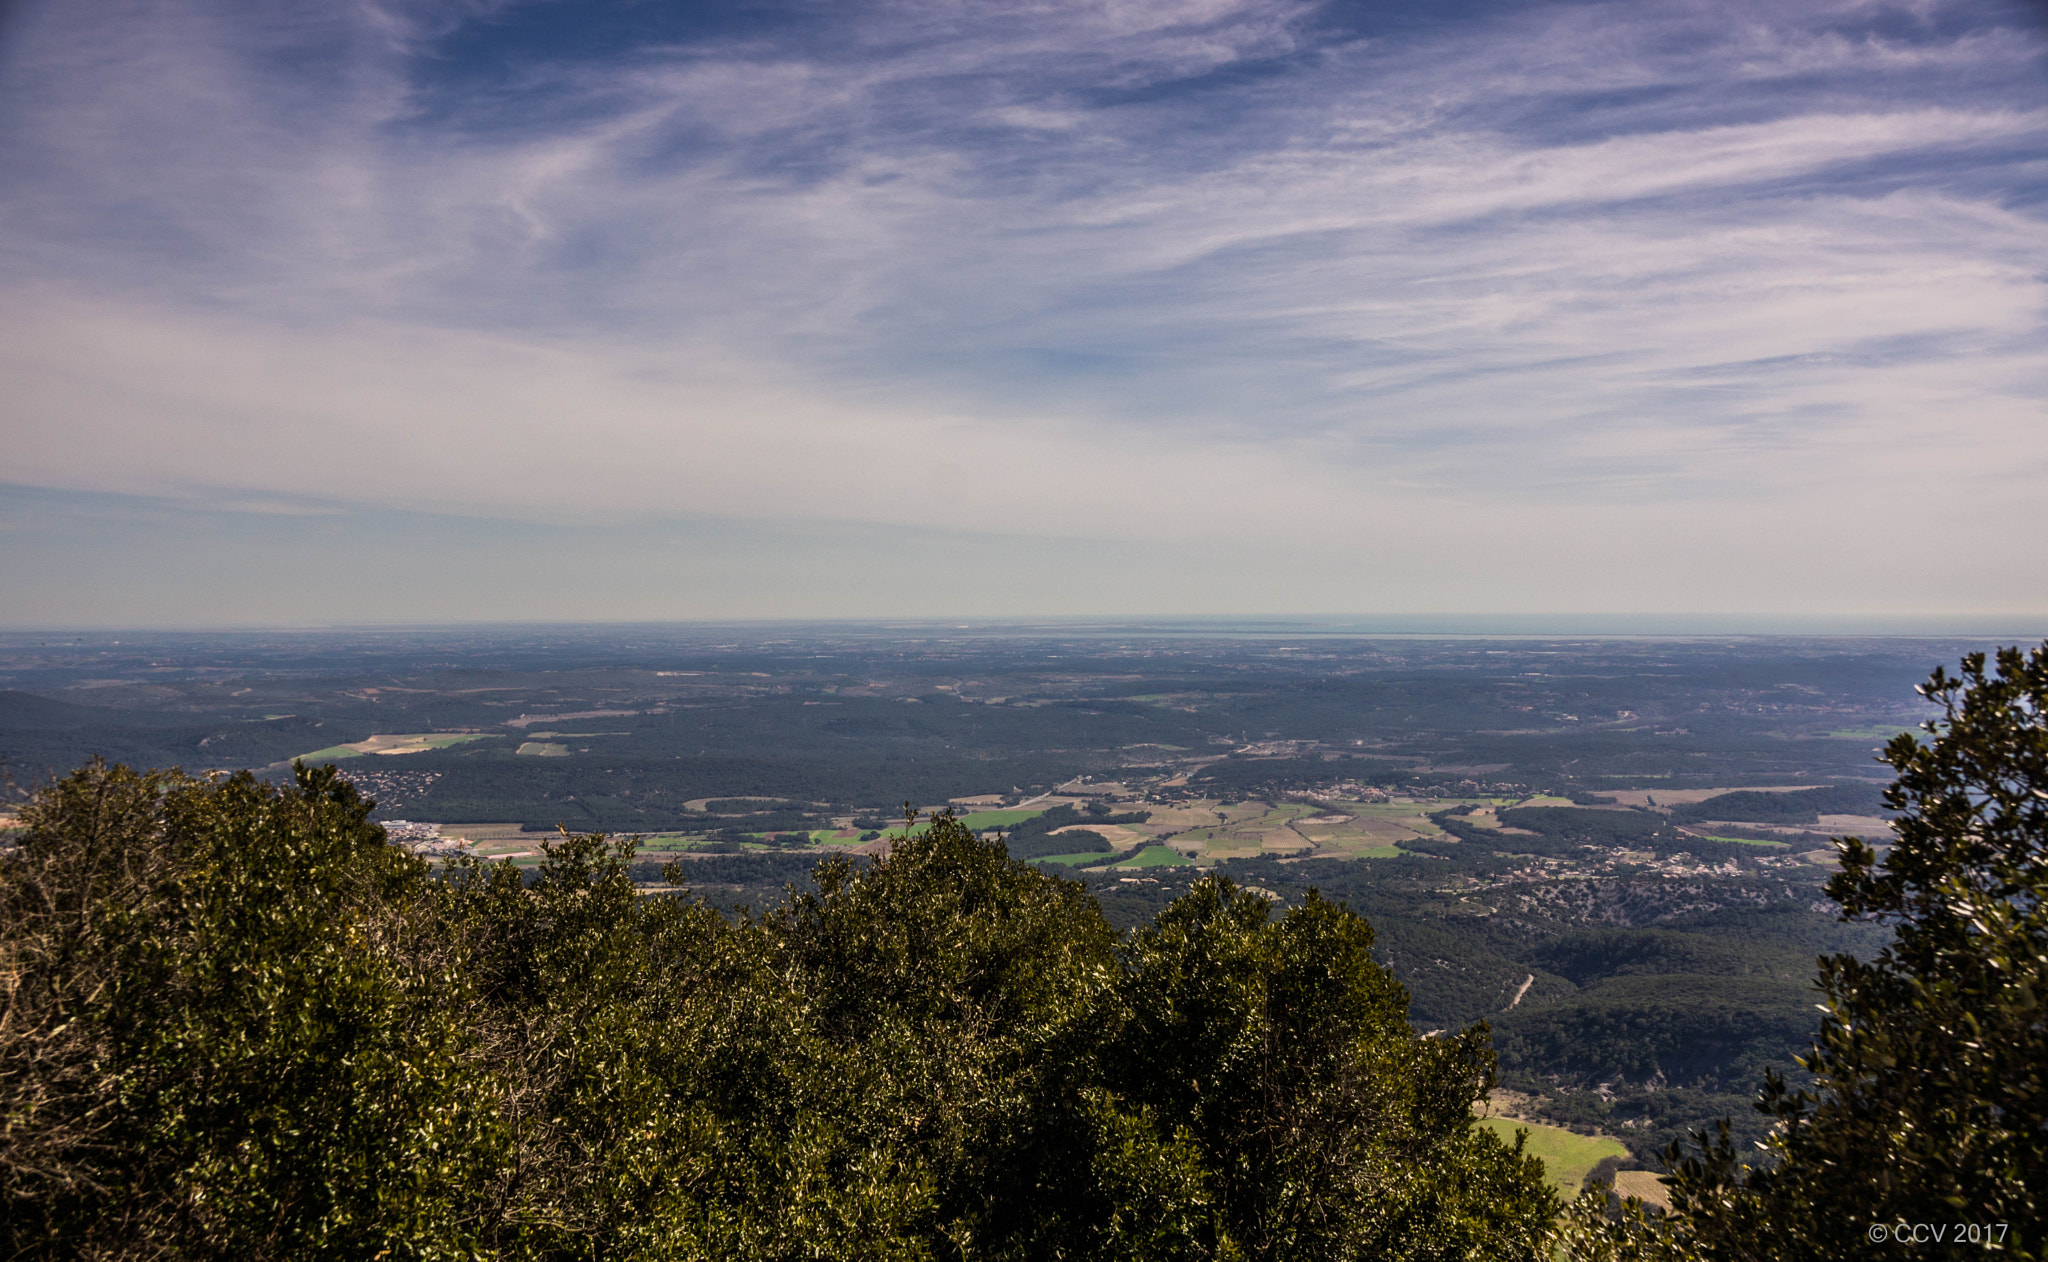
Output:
top-left (2, 761), bottom-right (1553, 1260)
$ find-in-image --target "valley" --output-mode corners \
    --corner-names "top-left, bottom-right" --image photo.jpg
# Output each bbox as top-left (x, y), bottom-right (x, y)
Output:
top-left (0, 622), bottom-right (1967, 1179)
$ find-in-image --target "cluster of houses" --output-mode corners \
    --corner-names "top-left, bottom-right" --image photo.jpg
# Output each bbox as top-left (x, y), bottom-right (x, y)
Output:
top-left (379, 819), bottom-right (467, 854)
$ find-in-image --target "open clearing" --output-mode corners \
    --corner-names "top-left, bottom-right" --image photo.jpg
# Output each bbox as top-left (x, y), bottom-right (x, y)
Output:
top-left (1134, 801), bottom-right (1237, 831)
top-left (1171, 802), bottom-right (1324, 860)
top-left (1475, 1117), bottom-right (1628, 1198)
top-left (1612, 1171), bottom-right (1673, 1210)
top-left (1599, 786), bottom-right (1817, 808)
top-left (1029, 845), bottom-right (1195, 870)
top-left (1049, 797), bottom-right (1461, 863)
top-left (299, 733), bottom-right (495, 761)
top-left (1459, 806), bottom-right (1537, 836)
top-left (516, 742), bottom-right (571, 757)
top-left (1274, 799), bottom-right (1451, 857)
top-left (959, 809), bottom-right (1042, 830)
top-left (1052, 823), bottom-right (1148, 846)
top-left (503, 710), bottom-right (640, 728)
top-left (1108, 845), bottom-right (1194, 869)
top-left (1683, 814), bottom-right (1889, 840)
top-left (434, 822), bottom-right (539, 844)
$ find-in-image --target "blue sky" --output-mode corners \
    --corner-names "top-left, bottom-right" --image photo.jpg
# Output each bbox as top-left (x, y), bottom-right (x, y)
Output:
top-left (2, 0), bottom-right (2044, 627)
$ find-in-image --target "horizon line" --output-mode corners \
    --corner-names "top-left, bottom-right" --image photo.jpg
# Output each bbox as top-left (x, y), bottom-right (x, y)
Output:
top-left (4, 614), bottom-right (2047, 640)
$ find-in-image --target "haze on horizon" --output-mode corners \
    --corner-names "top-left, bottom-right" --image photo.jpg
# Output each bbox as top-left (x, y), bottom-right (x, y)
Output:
top-left (2, 0), bottom-right (2045, 629)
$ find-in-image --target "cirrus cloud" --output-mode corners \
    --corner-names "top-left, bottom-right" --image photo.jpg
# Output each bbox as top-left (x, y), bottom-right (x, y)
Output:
top-left (1, 0), bottom-right (2044, 625)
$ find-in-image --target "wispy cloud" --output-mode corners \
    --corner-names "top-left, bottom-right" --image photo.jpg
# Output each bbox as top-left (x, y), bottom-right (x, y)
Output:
top-left (1, 0), bottom-right (2044, 623)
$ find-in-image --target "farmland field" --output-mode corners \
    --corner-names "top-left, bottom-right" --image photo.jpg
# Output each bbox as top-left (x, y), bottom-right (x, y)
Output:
top-left (1169, 801), bottom-right (1322, 859)
top-left (297, 732), bottom-right (497, 761)
top-left (1612, 1170), bottom-right (1673, 1210)
top-left (434, 822), bottom-right (537, 843)
top-left (1107, 845), bottom-right (1194, 868)
top-left (811, 829), bottom-right (868, 845)
top-left (1598, 787), bottom-right (1816, 808)
top-left (1053, 822), bottom-right (1148, 846)
top-left (925, 794), bottom-right (1507, 863)
top-left (958, 809), bottom-right (1042, 830)
top-left (1291, 800), bottom-right (1450, 854)
top-left (1476, 1117), bottom-right (1628, 1198)
top-left (298, 743), bottom-right (367, 761)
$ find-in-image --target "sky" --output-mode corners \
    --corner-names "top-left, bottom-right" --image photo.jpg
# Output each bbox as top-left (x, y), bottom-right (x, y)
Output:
top-left (1, 0), bottom-right (2045, 629)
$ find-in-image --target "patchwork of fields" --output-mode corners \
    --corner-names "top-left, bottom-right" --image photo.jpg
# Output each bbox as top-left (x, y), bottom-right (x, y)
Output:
top-left (1127, 798), bottom-right (1452, 861)
top-left (418, 779), bottom-right (1871, 882)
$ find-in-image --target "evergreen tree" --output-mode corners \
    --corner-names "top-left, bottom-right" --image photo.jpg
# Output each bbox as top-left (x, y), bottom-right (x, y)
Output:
top-left (0, 761), bottom-right (507, 1258)
top-left (4, 767), bottom-right (1554, 1259)
top-left (1103, 879), bottom-right (1555, 1260)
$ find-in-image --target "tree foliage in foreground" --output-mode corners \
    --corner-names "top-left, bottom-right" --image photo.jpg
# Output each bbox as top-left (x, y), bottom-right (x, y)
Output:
top-left (1560, 645), bottom-right (2048, 1261)
top-left (1, 762), bottom-right (1552, 1260)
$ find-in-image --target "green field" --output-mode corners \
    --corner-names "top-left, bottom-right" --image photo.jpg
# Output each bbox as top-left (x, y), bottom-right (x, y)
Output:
top-left (1476, 1117), bottom-right (1628, 1197)
top-left (959, 809), bottom-right (1044, 831)
top-left (1108, 845), bottom-right (1194, 868)
top-left (1032, 852), bottom-right (1110, 867)
top-left (890, 809), bottom-right (1046, 838)
top-left (516, 742), bottom-right (571, 757)
top-left (719, 830), bottom-right (849, 847)
top-left (298, 744), bottom-right (368, 761)
top-left (1703, 835), bottom-right (1792, 847)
